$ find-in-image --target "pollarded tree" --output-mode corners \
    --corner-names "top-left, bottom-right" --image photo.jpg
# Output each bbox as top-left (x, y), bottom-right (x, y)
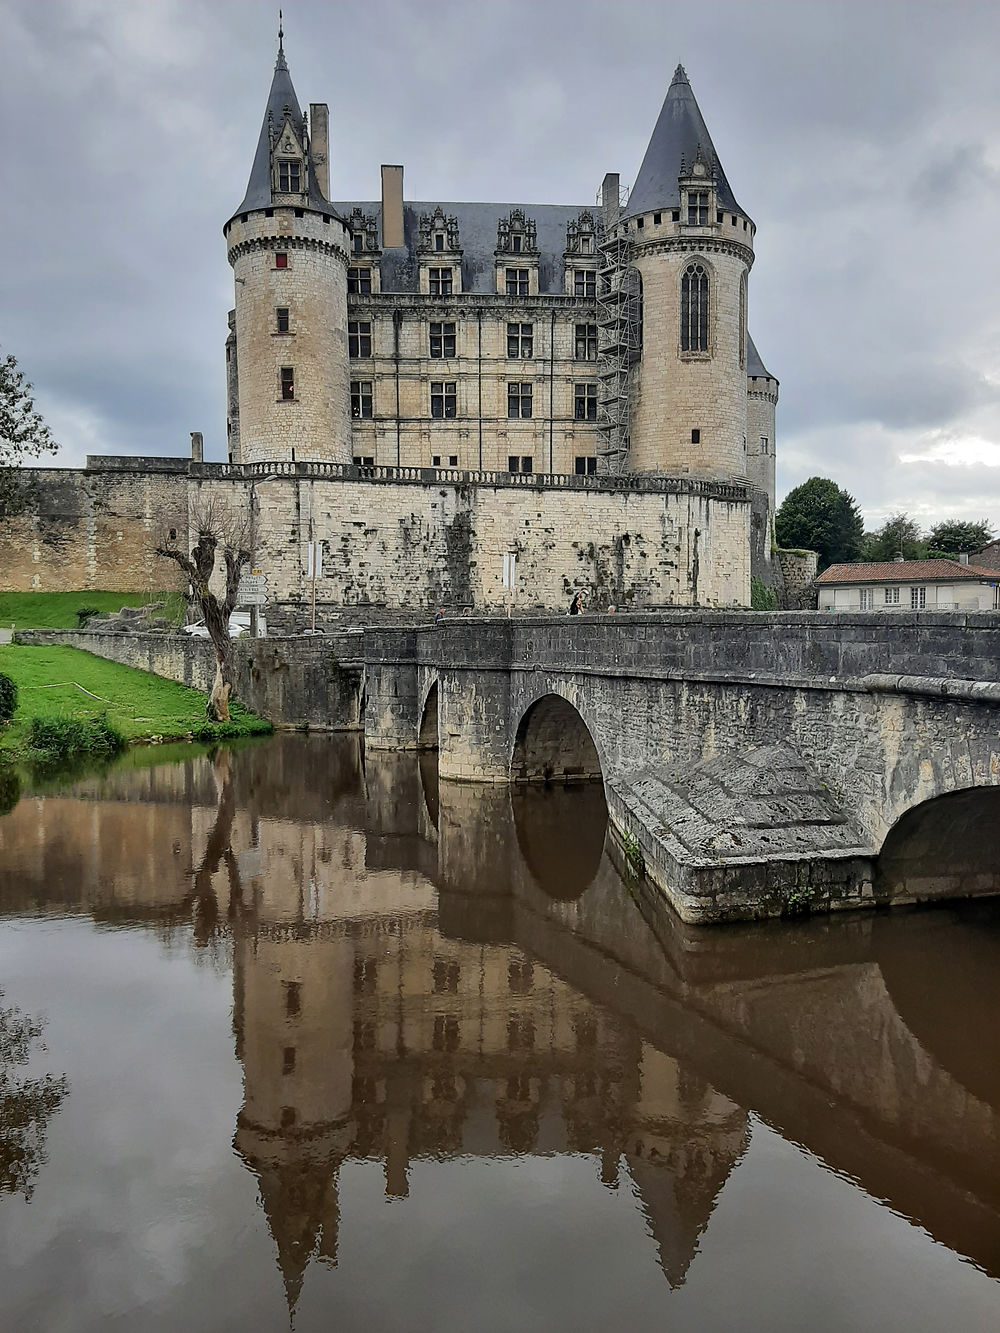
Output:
top-left (0, 348), bottom-right (58, 520)
top-left (926, 519), bottom-right (995, 559)
top-left (156, 499), bottom-right (255, 722)
top-left (775, 476), bottom-right (865, 571)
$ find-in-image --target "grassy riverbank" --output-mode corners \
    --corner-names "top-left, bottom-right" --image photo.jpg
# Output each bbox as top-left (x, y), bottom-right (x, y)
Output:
top-left (0, 644), bottom-right (271, 762)
top-left (0, 590), bottom-right (184, 631)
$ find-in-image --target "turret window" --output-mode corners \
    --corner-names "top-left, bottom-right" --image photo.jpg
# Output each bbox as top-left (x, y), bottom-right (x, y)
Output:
top-left (274, 252), bottom-right (288, 269)
top-left (277, 160), bottom-right (301, 192)
top-left (275, 307), bottom-right (290, 334)
top-left (347, 267), bottom-right (372, 294)
top-left (687, 191), bottom-right (709, 225)
top-left (349, 321), bottom-right (372, 357)
top-left (351, 381), bottom-right (373, 418)
top-left (680, 263), bottom-right (709, 352)
top-left (279, 367), bottom-right (295, 400)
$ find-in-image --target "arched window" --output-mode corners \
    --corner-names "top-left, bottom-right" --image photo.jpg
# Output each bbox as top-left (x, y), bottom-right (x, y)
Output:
top-left (681, 262), bottom-right (709, 352)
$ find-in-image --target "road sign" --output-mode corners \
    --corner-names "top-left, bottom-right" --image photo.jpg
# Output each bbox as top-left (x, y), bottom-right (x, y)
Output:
top-left (238, 590), bottom-right (268, 606)
top-left (239, 574), bottom-right (267, 594)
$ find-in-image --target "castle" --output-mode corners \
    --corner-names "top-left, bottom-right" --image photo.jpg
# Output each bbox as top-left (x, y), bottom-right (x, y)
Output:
top-left (3, 32), bottom-right (779, 620)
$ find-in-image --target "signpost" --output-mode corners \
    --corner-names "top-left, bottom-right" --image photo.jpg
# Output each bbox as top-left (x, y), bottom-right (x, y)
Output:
top-left (237, 571), bottom-right (268, 637)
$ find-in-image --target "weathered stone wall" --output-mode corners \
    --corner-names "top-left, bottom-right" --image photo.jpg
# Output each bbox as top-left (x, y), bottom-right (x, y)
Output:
top-left (2, 460), bottom-right (751, 612)
top-left (14, 628), bottom-right (364, 730)
top-left (777, 548), bottom-right (818, 608)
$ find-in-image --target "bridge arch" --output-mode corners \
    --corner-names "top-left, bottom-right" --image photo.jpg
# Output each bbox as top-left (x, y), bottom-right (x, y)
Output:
top-left (418, 678), bottom-right (439, 751)
top-left (511, 692), bottom-right (603, 785)
top-left (875, 785), bottom-right (1000, 906)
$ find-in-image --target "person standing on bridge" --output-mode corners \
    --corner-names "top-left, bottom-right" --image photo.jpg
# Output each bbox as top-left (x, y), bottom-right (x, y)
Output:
top-left (569, 592), bottom-right (584, 615)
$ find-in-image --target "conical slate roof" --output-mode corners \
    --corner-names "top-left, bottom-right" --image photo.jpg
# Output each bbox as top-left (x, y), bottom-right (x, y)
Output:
top-left (230, 37), bottom-right (333, 219)
top-left (746, 333), bottom-right (777, 382)
top-left (625, 65), bottom-right (744, 219)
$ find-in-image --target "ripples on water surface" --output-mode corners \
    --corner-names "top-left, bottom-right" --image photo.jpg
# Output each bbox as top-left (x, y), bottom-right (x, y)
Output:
top-left (0, 735), bottom-right (998, 1332)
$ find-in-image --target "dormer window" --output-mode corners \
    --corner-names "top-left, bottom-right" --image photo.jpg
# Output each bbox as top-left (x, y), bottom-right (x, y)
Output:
top-left (278, 160), bottom-right (301, 193)
top-left (352, 233), bottom-right (363, 254)
top-left (687, 191), bottom-right (709, 225)
top-left (435, 233), bottom-right (445, 252)
top-left (512, 234), bottom-right (522, 254)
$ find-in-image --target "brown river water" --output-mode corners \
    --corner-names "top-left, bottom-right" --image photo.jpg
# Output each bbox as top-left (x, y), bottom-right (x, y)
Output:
top-left (0, 734), bottom-right (998, 1332)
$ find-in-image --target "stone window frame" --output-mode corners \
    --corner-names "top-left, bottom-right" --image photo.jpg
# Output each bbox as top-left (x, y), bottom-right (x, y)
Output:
top-left (573, 383), bottom-right (598, 421)
top-left (429, 267), bottom-right (454, 297)
top-left (507, 381), bottom-right (533, 420)
top-left (430, 380), bottom-right (457, 419)
top-left (275, 306), bottom-right (290, 335)
top-left (686, 189), bottom-right (710, 226)
top-left (574, 323), bottom-right (598, 360)
top-left (279, 366), bottom-right (295, 401)
top-left (351, 380), bottom-right (374, 418)
top-left (573, 269), bottom-right (597, 300)
top-left (574, 455), bottom-right (598, 475)
top-left (507, 322), bottom-right (533, 359)
top-left (277, 159), bottom-right (301, 193)
top-left (505, 268), bottom-right (530, 298)
top-left (508, 455), bottom-right (534, 474)
top-left (429, 321), bottom-right (457, 359)
top-left (348, 320), bottom-right (372, 358)
top-left (347, 266), bottom-right (373, 295)
top-left (680, 258), bottom-right (712, 357)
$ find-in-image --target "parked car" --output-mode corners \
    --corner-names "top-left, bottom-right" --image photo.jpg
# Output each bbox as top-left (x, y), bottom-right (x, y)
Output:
top-left (183, 611), bottom-right (266, 638)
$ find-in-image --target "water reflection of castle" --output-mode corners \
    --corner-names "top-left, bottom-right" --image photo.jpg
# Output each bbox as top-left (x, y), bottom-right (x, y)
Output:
top-left (2, 735), bottom-right (999, 1305)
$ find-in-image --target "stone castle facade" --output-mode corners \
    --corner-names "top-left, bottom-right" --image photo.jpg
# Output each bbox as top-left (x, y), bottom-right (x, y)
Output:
top-left (2, 34), bottom-right (778, 618)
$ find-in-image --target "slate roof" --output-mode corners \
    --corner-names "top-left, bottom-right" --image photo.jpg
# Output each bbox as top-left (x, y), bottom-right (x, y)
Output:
top-left (333, 200), bottom-right (592, 295)
top-left (230, 43), bottom-right (334, 221)
top-left (625, 65), bottom-right (745, 219)
top-left (817, 560), bottom-right (998, 585)
top-left (746, 333), bottom-right (776, 382)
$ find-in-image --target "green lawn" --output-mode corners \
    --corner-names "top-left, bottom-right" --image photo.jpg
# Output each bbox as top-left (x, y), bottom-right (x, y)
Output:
top-left (0, 590), bottom-right (184, 630)
top-left (0, 644), bottom-right (270, 754)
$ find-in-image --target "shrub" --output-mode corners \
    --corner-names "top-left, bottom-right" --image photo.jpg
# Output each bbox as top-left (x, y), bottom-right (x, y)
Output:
top-left (75, 606), bottom-right (101, 627)
top-left (0, 673), bottom-right (16, 725)
top-left (750, 577), bottom-right (778, 611)
top-left (25, 714), bottom-right (126, 769)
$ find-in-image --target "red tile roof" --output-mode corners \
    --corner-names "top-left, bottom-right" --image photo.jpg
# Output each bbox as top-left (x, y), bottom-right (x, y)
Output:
top-left (816, 559), bottom-right (998, 585)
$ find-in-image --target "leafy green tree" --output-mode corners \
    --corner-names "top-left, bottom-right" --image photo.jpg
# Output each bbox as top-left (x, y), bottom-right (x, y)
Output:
top-left (926, 519), bottom-right (995, 559)
top-left (862, 513), bottom-right (928, 563)
top-left (775, 477), bottom-right (865, 571)
top-left (0, 348), bottom-right (58, 520)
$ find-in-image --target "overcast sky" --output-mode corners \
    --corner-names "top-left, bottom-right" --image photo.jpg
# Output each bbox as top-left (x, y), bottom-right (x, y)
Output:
top-left (3, 0), bottom-right (1000, 532)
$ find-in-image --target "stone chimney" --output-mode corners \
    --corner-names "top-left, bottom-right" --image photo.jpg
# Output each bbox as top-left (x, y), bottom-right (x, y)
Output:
top-left (310, 104), bottom-right (330, 198)
top-left (381, 164), bottom-right (404, 248)
top-left (190, 431), bottom-right (203, 463)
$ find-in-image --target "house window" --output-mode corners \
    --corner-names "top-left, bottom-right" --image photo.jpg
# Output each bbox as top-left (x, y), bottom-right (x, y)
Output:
top-left (910, 586), bottom-right (926, 609)
top-left (429, 321), bottom-right (456, 358)
top-left (506, 268), bottom-right (529, 297)
top-left (347, 266), bottom-right (372, 294)
top-left (430, 381), bottom-right (457, 418)
top-left (507, 323), bottom-right (533, 358)
top-left (575, 323), bottom-right (598, 360)
top-left (575, 456), bottom-right (597, 474)
top-left (681, 263), bottom-right (709, 352)
top-left (574, 383), bottom-right (598, 421)
top-left (860, 587), bottom-right (874, 610)
top-left (508, 456), bottom-right (533, 473)
top-left (884, 586), bottom-right (900, 605)
top-left (279, 367), bottom-right (295, 400)
top-left (276, 307), bottom-right (290, 333)
top-left (275, 251), bottom-right (288, 269)
top-left (277, 160), bottom-right (301, 192)
top-left (351, 380), bottom-right (373, 418)
top-left (348, 320), bottom-right (372, 357)
top-left (429, 267), bottom-right (453, 296)
top-left (508, 382), bottom-right (533, 419)
top-left (574, 270), bottom-right (596, 299)
top-left (687, 191), bottom-right (709, 225)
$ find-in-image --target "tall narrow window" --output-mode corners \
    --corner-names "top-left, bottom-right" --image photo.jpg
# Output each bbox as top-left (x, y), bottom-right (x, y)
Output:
top-left (348, 321), bottom-right (371, 357)
top-left (507, 323), bottom-right (533, 358)
top-left (351, 380), bottom-right (373, 418)
top-left (860, 588), bottom-right (874, 610)
top-left (574, 384), bottom-right (598, 421)
top-left (352, 233), bottom-right (364, 255)
top-left (506, 268), bottom-right (529, 297)
top-left (760, 436), bottom-right (769, 455)
top-left (574, 270), bottom-right (596, 299)
top-left (347, 267), bottom-right (372, 294)
top-left (275, 307), bottom-right (290, 334)
top-left (910, 586), bottom-right (926, 609)
top-left (687, 191), bottom-right (709, 225)
top-left (575, 323), bottom-right (597, 360)
top-left (429, 267), bottom-right (453, 296)
top-left (279, 367), bottom-right (295, 400)
top-left (429, 321), bottom-right (456, 358)
top-left (434, 233), bottom-right (445, 252)
top-left (277, 160), bottom-right (301, 192)
top-left (430, 381), bottom-right (457, 418)
top-left (508, 382), bottom-right (532, 419)
top-left (680, 263), bottom-right (709, 352)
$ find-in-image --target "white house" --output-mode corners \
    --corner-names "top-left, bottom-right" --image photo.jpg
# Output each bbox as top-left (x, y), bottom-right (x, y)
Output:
top-left (816, 559), bottom-right (999, 612)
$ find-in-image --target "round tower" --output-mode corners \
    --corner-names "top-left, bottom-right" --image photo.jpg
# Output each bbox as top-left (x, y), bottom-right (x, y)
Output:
top-left (224, 32), bottom-right (352, 465)
top-left (622, 66), bottom-right (754, 481)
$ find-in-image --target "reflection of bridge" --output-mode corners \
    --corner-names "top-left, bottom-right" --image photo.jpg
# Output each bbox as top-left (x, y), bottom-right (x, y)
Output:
top-left (2, 736), bottom-right (999, 1294)
top-left (364, 613), bottom-right (1000, 921)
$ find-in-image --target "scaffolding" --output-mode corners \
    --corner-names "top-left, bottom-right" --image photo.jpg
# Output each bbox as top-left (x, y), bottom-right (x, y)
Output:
top-left (596, 219), bottom-right (640, 475)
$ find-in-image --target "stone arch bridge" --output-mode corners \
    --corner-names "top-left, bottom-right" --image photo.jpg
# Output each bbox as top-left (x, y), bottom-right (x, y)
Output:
top-left (364, 612), bottom-right (1000, 923)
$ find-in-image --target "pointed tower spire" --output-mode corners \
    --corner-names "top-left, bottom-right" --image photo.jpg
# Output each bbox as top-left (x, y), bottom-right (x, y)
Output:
top-left (625, 65), bottom-right (744, 218)
top-left (277, 10), bottom-right (286, 70)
